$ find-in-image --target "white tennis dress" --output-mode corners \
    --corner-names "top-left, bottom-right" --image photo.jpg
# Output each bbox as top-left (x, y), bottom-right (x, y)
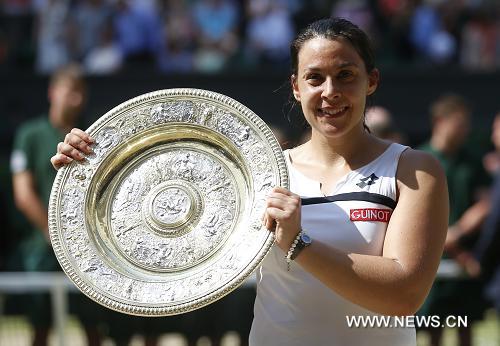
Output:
top-left (249, 143), bottom-right (416, 346)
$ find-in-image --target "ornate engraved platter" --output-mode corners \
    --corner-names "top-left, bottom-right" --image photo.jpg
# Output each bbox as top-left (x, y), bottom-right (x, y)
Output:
top-left (48, 88), bottom-right (288, 316)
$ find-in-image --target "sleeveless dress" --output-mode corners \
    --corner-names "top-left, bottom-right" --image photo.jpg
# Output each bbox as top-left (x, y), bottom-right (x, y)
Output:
top-left (249, 143), bottom-right (416, 346)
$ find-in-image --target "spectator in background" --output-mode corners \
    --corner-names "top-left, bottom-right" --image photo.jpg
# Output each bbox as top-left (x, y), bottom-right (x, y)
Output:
top-left (245, 0), bottom-right (295, 66)
top-left (10, 64), bottom-right (103, 346)
top-left (331, 0), bottom-right (375, 35)
top-left (112, 0), bottom-right (163, 63)
top-left (34, 0), bottom-right (71, 74)
top-left (374, 0), bottom-right (416, 62)
top-left (409, 0), bottom-right (457, 64)
top-left (83, 18), bottom-right (123, 75)
top-left (417, 93), bottom-right (489, 346)
top-left (365, 105), bottom-right (407, 144)
top-left (483, 113), bottom-right (500, 176)
top-left (474, 113), bottom-right (500, 315)
top-left (157, 0), bottom-right (195, 74)
top-left (68, 0), bottom-right (113, 61)
top-left (460, 5), bottom-right (500, 71)
top-left (193, 0), bottom-right (239, 44)
top-left (192, 0), bottom-right (240, 73)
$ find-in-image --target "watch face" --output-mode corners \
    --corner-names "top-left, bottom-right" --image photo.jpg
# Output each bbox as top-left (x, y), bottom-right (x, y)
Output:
top-left (301, 233), bottom-right (312, 244)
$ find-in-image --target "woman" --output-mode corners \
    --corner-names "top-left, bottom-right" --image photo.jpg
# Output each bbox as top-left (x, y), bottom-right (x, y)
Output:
top-left (52, 18), bottom-right (448, 346)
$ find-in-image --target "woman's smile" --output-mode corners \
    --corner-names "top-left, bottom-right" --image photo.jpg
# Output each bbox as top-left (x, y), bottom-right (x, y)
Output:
top-left (317, 105), bottom-right (350, 118)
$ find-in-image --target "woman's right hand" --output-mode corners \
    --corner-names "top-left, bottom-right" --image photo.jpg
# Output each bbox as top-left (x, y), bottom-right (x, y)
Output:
top-left (51, 128), bottom-right (94, 170)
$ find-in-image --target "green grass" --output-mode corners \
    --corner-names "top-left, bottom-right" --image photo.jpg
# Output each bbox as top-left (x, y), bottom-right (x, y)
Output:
top-left (417, 309), bottom-right (500, 346)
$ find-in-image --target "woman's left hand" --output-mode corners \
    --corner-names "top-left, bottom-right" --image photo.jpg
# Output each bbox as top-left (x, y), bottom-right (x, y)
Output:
top-left (263, 187), bottom-right (302, 252)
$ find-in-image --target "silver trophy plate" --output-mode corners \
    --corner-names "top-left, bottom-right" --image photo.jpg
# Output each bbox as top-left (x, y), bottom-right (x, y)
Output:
top-left (48, 89), bottom-right (288, 316)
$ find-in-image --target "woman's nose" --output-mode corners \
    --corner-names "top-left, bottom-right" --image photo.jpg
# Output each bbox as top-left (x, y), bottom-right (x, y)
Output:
top-left (321, 78), bottom-right (340, 100)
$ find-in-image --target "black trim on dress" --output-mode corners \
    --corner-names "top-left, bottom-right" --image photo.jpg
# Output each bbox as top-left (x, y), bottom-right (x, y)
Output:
top-left (301, 192), bottom-right (397, 209)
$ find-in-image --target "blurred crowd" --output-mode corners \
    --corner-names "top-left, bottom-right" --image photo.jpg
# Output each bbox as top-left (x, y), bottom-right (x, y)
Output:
top-left (0, 0), bottom-right (499, 75)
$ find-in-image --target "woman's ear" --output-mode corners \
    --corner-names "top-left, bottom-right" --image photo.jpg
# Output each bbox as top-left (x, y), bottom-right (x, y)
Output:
top-left (367, 68), bottom-right (379, 96)
top-left (291, 75), bottom-right (300, 102)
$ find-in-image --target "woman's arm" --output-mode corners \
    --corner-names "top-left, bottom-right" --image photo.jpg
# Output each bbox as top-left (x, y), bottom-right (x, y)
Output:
top-left (264, 149), bottom-right (448, 316)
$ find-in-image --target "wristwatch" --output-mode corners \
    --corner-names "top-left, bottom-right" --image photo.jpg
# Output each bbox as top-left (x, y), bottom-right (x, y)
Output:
top-left (290, 232), bottom-right (312, 260)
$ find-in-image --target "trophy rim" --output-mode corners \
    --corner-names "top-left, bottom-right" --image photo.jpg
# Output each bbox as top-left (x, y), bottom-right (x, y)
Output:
top-left (48, 88), bottom-right (288, 316)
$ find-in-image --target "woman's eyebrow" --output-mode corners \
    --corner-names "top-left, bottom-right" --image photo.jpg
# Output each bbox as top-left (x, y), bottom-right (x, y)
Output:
top-left (303, 61), bottom-right (359, 71)
top-left (336, 61), bottom-right (358, 68)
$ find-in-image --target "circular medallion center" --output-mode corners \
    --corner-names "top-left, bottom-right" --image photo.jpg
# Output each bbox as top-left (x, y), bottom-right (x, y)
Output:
top-left (142, 180), bottom-right (203, 238)
top-left (151, 187), bottom-right (191, 226)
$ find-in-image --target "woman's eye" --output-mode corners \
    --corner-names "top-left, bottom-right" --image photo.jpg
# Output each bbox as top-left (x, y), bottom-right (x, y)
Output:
top-left (306, 74), bottom-right (321, 80)
top-left (305, 74), bottom-right (323, 84)
top-left (338, 70), bottom-right (354, 80)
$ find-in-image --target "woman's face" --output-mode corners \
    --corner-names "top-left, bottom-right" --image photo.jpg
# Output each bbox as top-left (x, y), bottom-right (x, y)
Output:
top-left (292, 37), bottom-right (378, 140)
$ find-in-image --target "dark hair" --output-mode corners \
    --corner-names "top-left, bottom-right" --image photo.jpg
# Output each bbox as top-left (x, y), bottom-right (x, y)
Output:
top-left (290, 17), bottom-right (376, 76)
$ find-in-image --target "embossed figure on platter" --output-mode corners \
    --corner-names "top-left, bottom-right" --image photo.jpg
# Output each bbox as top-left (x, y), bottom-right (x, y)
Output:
top-left (153, 188), bottom-right (190, 224)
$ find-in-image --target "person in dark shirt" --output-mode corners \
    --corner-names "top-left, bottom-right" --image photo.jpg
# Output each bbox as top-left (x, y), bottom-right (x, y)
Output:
top-left (475, 113), bottom-right (500, 314)
top-left (10, 64), bottom-right (102, 346)
top-left (418, 94), bottom-right (490, 346)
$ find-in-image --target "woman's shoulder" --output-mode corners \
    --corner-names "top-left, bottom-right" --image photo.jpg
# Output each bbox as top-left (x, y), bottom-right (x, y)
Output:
top-left (397, 148), bottom-right (446, 186)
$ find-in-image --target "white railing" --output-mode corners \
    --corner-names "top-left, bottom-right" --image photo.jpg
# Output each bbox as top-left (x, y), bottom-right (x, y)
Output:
top-left (0, 272), bottom-right (257, 346)
top-left (0, 272), bottom-right (78, 346)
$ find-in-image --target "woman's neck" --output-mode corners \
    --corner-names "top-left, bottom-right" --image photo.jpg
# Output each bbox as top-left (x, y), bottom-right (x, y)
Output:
top-left (299, 127), bottom-right (376, 170)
